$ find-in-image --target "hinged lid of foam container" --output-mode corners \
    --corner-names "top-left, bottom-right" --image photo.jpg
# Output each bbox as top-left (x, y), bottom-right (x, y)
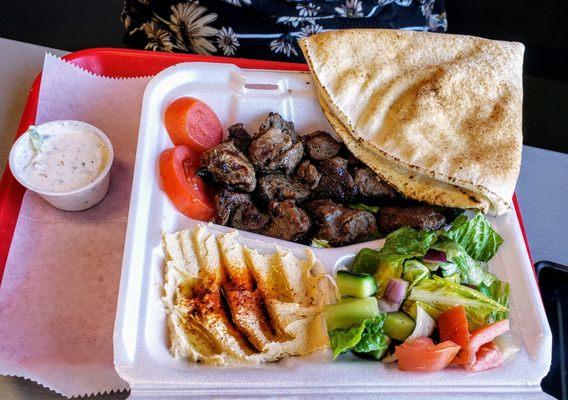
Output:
top-left (113, 62), bottom-right (552, 399)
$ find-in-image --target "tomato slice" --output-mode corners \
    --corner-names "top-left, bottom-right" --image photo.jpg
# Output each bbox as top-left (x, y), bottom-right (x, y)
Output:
top-left (395, 337), bottom-right (461, 372)
top-left (164, 97), bottom-right (223, 154)
top-left (437, 306), bottom-right (473, 365)
top-left (159, 145), bottom-right (215, 221)
top-left (465, 342), bottom-right (504, 372)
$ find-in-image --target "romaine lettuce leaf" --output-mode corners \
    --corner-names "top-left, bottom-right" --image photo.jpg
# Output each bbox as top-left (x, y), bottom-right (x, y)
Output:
top-left (329, 315), bottom-right (388, 359)
top-left (431, 236), bottom-right (496, 287)
top-left (311, 238), bottom-right (332, 248)
top-left (352, 314), bottom-right (388, 354)
top-left (374, 227), bottom-right (439, 295)
top-left (329, 321), bottom-right (366, 359)
top-left (402, 299), bottom-right (443, 321)
top-left (402, 259), bottom-right (430, 291)
top-left (350, 248), bottom-right (381, 275)
top-left (479, 279), bottom-right (510, 321)
top-left (407, 276), bottom-right (508, 330)
top-left (444, 212), bottom-right (504, 262)
top-left (441, 272), bottom-right (461, 284)
top-left (379, 227), bottom-right (439, 258)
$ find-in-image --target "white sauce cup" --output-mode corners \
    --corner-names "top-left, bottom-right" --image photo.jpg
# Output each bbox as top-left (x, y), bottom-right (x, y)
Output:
top-left (8, 120), bottom-right (114, 211)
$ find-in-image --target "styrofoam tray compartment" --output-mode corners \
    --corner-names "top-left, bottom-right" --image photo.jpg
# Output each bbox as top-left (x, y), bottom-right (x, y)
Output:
top-left (114, 62), bottom-right (552, 399)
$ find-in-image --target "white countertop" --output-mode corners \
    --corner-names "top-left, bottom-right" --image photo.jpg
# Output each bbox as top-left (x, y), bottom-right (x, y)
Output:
top-left (0, 36), bottom-right (566, 399)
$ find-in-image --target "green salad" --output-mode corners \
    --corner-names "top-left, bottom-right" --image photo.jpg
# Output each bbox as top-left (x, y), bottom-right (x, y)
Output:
top-left (325, 212), bottom-right (514, 372)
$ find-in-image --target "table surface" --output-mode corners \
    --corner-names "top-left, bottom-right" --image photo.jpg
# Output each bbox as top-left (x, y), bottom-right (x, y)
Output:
top-left (0, 37), bottom-right (566, 399)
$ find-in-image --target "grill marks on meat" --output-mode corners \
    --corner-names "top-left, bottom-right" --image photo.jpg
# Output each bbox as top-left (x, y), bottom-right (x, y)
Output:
top-left (249, 113), bottom-right (304, 175)
top-left (379, 206), bottom-right (447, 233)
top-left (295, 160), bottom-right (321, 190)
top-left (257, 112), bottom-right (298, 141)
top-left (315, 157), bottom-right (356, 203)
top-left (214, 190), bottom-right (268, 232)
top-left (200, 141), bottom-right (256, 192)
top-left (353, 167), bottom-right (398, 201)
top-left (306, 200), bottom-right (377, 246)
top-left (264, 200), bottom-right (312, 242)
top-left (303, 130), bottom-right (342, 161)
top-left (228, 123), bottom-right (252, 154)
top-left (257, 174), bottom-right (311, 204)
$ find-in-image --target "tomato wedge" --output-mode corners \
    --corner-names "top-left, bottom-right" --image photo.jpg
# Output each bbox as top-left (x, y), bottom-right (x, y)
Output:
top-left (469, 319), bottom-right (510, 356)
top-left (465, 342), bottom-right (504, 372)
top-left (164, 97), bottom-right (223, 154)
top-left (159, 145), bottom-right (215, 221)
top-left (437, 306), bottom-right (473, 365)
top-left (395, 337), bottom-right (461, 372)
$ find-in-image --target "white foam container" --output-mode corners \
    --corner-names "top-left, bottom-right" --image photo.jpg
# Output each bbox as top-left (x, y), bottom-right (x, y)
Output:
top-left (114, 62), bottom-right (553, 399)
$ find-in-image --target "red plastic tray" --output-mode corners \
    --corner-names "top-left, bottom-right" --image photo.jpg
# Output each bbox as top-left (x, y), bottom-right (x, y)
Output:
top-left (0, 48), bottom-right (533, 287)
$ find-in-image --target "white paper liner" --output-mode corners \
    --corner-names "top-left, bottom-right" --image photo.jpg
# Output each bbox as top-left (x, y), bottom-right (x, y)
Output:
top-left (0, 53), bottom-right (151, 397)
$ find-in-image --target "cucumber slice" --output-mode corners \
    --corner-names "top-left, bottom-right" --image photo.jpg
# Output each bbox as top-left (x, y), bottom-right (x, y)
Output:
top-left (336, 270), bottom-right (378, 298)
top-left (324, 297), bottom-right (379, 331)
top-left (383, 311), bottom-right (416, 341)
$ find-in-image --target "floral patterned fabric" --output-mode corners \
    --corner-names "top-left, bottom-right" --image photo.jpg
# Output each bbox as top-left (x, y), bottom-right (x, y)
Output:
top-left (121, 0), bottom-right (447, 62)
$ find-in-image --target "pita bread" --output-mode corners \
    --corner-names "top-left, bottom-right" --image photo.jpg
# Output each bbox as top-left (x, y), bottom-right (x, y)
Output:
top-left (299, 29), bottom-right (524, 215)
top-left (162, 225), bottom-right (335, 365)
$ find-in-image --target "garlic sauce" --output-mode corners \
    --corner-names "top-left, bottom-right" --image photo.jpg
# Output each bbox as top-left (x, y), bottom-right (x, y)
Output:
top-left (12, 124), bottom-right (109, 193)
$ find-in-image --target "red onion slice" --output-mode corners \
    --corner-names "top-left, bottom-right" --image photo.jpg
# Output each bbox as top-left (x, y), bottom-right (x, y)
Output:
top-left (377, 298), bottom-right (402, 313)
top-left (384, 278), bottom-right (408, 303)
top-left (423, 249), bottom-right (447, 263)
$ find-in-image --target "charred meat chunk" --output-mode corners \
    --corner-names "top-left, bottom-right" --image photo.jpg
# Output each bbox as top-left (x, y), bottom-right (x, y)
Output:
top-left (353, 167), bottom-right (398, 201)
top-left (264, 200), bottom-right (311, 242)
top-left (214, 190), bottom-right (249, 225)
top-left (379, 206), bottom-right (446, 233)
top-left (303, 131), bottom-right (342, 161)
top-left (228, 123), bottom-right (252, 154)
top-left (249, 114), bottom-right (304, 175)
top-left (306, 199), bottom-right (377, 246)
top-left (295, 160), bottom-right (321, 190)
top-left (200, 141), bottom-right (256, 192)
top-left (257, 174), bottom-right (311, 204)
top-left (315, 157), bottom-right (356, 203)
top-left (214, 190), bottom-right (269, 232)
top-left (256, 112), bottom-right (298, 141)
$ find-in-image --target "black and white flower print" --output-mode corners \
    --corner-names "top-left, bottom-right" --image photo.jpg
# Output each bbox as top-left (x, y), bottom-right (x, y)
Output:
top-left (377, 0), bottom-right (413, 6)
top-left (298, 22), bottom-right (323, 38)
top-left (296, 3), bottom-right (320, 17)
top-left (420, 0), bottom-right (447, 31)
top-left (221, 0), bottom-right (251, 7)
top-left (216, 26), bottom-right (239, 56)
top-left (275, 16), bottom-right (310, 28)
top-left (123, 14), bottom-right (132, 30)
top-left (164, 2), bottom-right (218, 55)
top-left (335, 0), bottom-right (364, 18)
top-left (140, 20), bottom-right (174, 51)
top-left (270, 35), bottom-right (299, 57)
top-left (123, 0), bottom-right (447, 62)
